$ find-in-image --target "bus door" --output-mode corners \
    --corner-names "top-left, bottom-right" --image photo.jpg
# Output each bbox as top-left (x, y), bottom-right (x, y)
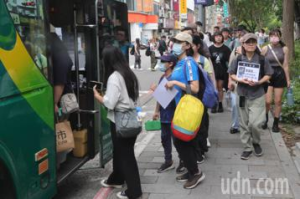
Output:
top-left (48, 0), bottom-right (104, 184)
top-left (97, 0), bottom-right (130, 167)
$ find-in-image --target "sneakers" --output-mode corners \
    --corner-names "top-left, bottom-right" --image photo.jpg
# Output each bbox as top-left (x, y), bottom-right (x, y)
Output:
top-left (157, 161), bottom-right (175, 173)
top-left (100, 179), bottom-right (123, 188)
top-left (197, 155), bottom-right (204, 164)
top-left (230, 128), bottom-right (240, 134)
top-left (272, 125), bottom-right (280, 133)
top-left (183, 172), bottom-right (205, 189)
top-left (253, 144), bottom-right (263, 156)
top-left (176, 161), bottom-right (186, 174)
top-left (176, 172), bottom-right (189, 182)
top-left (241, 151), bottom-right (252, 160)
top-left (116, 191), bottom-right (128, 199)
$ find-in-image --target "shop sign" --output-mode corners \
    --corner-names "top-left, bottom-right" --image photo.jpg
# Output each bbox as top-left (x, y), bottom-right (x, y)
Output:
top-left (180, 0), bottom-right (187, 19)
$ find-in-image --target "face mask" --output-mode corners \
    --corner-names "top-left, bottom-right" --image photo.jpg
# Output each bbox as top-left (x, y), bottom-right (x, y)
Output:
top-left (172, 43), bottom-right (184, 56)
top-left (159, 63), bottom-right (167, 72)
top-left (270, 36), bottom-right (280, 44)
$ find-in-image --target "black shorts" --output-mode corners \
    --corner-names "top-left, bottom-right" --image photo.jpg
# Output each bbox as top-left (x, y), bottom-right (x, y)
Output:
top-left (268, 66), bottom-right (287, 88)
top-left (214, 65), bottom-right (228, 81)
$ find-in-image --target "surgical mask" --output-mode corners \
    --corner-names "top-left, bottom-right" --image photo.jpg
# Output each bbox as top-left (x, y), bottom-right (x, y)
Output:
top-left (172, 43), bottom-right (184, 56)
top-left (159, 63), bottom-right (167, 72)
top-left (270, 36), bottom-right (280, 44)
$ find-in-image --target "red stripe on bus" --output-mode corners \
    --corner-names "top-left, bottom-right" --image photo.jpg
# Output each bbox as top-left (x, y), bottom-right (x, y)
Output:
top-left (93, 187), bottom-right (112, 199)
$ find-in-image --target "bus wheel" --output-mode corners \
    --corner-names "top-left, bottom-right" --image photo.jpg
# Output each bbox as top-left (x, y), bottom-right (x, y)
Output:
top-left (0, 161), bottom-right (16, 199)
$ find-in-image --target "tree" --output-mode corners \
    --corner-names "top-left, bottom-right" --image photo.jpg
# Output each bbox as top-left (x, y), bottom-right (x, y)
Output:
top-left (282, 0), bottom-right (295, 60)
top-left (228, 0), bottom-right (280, 32)
top-left (295, 0), bottom-right (300, 39)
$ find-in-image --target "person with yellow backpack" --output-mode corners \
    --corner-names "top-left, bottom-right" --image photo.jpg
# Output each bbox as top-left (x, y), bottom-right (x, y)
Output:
top-left (165, 32), bottom-right (205, 189)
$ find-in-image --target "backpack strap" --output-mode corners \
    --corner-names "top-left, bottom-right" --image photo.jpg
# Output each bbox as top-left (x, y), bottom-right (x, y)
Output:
top-left (199, 55), bottom-right (205, 69)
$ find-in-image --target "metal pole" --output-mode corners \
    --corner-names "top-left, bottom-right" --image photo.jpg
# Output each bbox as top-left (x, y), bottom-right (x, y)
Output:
top-left (197, 4), bottom-right (205, 32)
top-left (95, 0), bottom-right (100, 82)
top-left (74, 6), bottom-right (82, 130)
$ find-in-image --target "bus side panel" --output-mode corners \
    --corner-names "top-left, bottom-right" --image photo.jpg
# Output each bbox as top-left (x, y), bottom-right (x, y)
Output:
top-left (0, 61), bottom-right (56, 198)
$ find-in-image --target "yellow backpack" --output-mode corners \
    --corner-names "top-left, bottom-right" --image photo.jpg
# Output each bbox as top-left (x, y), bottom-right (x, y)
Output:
top-left (172, 93), bottom-right (204, 142)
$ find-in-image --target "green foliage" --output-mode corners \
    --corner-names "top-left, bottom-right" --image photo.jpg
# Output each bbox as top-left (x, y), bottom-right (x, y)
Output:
top-left (281, 41), bottom-right (300, 124)
top-left (281, 79), bottom-right (300, 124)
top-left (228, 0), bottom-right (282, 32)
top-left (290, 40), bottom-right (300, 79)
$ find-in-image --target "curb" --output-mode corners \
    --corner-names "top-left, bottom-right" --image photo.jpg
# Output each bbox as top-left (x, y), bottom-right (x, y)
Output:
top-left (270, 116), bottom-right (300, 198)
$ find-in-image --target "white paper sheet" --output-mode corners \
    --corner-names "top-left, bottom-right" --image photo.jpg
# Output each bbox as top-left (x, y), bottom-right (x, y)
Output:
top-left (152, 77), bottom-right (178, 109)
top-left (237, 61), bottom-right (261, 82)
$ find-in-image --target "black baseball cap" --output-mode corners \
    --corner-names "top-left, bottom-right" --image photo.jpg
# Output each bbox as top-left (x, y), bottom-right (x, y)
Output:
top-left (221, 28), bottom-right (230, 33)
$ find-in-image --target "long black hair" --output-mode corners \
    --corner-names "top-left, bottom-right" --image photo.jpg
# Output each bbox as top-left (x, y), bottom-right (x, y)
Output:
top-left (269, 29), bottom-right (286, 47)
top-left (102, 46), bottom-right (139, 101)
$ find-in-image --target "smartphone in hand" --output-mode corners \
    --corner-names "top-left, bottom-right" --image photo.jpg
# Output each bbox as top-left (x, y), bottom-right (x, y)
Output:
top-left (89, 81), bottom-right (103, 93)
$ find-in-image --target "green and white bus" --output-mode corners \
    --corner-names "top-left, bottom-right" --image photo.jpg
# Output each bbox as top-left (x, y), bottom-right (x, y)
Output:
top-left (0, 0), bottom-right (129, 198)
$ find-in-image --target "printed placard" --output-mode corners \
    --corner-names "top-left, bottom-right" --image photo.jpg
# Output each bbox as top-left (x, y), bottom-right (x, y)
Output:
top-left (237, 61), bottom-right (260, 82)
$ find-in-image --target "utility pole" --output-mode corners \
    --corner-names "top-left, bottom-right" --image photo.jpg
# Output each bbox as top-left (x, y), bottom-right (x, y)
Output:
top-left (197, 4), bottom-right (205, 31)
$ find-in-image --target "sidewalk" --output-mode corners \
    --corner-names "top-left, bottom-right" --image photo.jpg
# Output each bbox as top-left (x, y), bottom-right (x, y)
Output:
top-left (123, 108), bottom-right (300, 199)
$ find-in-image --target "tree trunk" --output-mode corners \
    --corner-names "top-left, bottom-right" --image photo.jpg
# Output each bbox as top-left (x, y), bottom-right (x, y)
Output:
top-left (282, 0), bottom-right (295, 61)
top-left (295, 0), bottom-right (300, 39)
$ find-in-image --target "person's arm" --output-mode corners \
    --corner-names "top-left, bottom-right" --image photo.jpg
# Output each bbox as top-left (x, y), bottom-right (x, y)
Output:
top-left (93, 85), bottom-right (104, 104)
top-left (54, 85), bottom-right (64, 112)
top-left (165, 60), bottom-right (200, 93)
top-left (153, 102), bottom-right (160, 120)
top-left (94, 75), bottom-right (120, 109)
top-left (261, 46), bottom-right (268, 56)
top-left (283, 46), bottom-right (291, 88)
top-left (165, 80), bottom-right (199, 94)
top-left (134, 44), bottom-right (140, 56)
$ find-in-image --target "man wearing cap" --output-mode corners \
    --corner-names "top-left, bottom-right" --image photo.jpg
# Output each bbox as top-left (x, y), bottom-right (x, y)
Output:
top-left (165, 32), bottom-right (205, 189)
top-left (228, 33), bottom-right (273, 160)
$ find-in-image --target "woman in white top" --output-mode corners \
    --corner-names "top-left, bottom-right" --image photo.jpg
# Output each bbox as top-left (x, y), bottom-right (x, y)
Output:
top-left (93, 46), bottom-right (142, 199)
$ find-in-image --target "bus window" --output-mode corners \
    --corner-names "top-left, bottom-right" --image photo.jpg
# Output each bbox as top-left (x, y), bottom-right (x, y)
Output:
top-left (5, 0), bottom-right (49, 79)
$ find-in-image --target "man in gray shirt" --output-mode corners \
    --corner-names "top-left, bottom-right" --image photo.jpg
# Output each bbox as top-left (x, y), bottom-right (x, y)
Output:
top-left (228, 33), bottom-right (273, 160)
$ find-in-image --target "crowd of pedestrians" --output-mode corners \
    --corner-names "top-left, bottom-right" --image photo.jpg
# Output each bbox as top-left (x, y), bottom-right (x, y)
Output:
top-left (93, 22), bottom-right (291, 199)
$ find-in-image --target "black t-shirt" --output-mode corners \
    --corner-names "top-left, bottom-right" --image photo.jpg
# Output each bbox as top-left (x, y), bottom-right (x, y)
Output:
top-left (50, 33), bottom-right (73, 94)
top-left (209, 44), bottom-right (231, 73)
